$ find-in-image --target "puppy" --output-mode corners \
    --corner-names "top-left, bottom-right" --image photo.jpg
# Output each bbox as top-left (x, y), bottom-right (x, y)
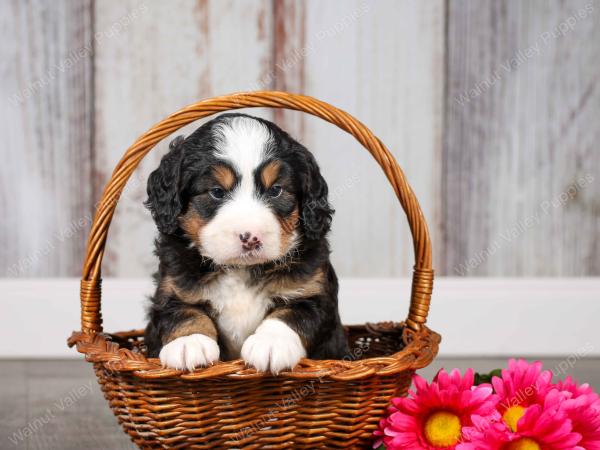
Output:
top-left (144, 113), bottom-right (349, 374)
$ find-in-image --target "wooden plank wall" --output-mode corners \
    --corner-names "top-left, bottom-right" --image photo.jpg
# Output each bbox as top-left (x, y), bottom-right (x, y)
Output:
top-left (273, 0), bottom-right (445, 276)
top-left (93, 0), bottom-right (274, 276)
top-left (1, 0), bottom-right (94, 277)
top-left (1, 0), bottom-right (598, 278)
top-left (445, 0), bottom-right (600, 276)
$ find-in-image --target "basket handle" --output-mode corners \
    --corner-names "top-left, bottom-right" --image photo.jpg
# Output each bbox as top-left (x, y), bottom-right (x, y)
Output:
top-left (80, 91), bottom-right (433, 335)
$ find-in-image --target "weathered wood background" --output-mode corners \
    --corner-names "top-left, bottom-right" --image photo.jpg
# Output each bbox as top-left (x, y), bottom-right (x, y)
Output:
top-left (1, 0), bottom-right (598, 278)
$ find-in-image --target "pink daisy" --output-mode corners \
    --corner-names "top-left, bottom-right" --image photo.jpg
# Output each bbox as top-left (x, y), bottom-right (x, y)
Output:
top-left (374, 368), bottom-right (499, 449)
top-left (458, 389), bottom-right (583, 450)
top-left (555, 376), bottom-right (599, 401)
top-left (492, 359), bottom-right (553, 432)
top-left (457, 414), bottom-right (511, 450)
top-left (557, 377), bottom-right (600, 450)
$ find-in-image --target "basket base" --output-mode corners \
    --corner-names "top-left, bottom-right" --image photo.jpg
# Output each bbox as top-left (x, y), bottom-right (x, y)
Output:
top-left (69, 322), bottom-right (440, 449)
top-left (95, 363), bottom-right (415, 449)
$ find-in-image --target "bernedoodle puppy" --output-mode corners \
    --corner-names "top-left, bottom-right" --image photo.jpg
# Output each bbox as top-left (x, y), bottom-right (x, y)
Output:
top-left (144, 113), bottom-right (349, 374)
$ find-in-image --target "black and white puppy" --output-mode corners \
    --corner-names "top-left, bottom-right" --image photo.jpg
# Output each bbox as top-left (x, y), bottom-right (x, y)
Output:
top-left (144, 113), bottom-right (349, 373)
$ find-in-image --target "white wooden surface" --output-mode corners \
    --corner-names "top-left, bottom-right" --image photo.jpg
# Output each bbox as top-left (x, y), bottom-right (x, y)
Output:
top-left (1, 0), bottom-right (598, 278)
top-left (445, 0), bottom-right (600, 276)
top-left (313, 0), bottom-right (444, 276)
top-left (94, 0), bottom-right (274, 276)
top-left (1, 277), bottom-right (598, 357)
top-left (273, 0), bottom-right (445, 276)
top-left (0, 0), bottom-right (93, 277)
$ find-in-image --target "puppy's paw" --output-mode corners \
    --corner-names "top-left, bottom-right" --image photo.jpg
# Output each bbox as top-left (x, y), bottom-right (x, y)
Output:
top-left (241, 319), bottom-right (306, 374)
top-left (159, 334), bottom-right (220, 371)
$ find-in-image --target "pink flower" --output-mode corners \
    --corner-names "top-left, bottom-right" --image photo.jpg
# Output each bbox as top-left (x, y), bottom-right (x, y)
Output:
top-left (374, 360), bottom-right (600, 450)
top-left (458, 391), bottom-right (582, 450)
top-left (374, 369), bottom-right (499, 449)
top-left (557, 377), bottom-right (600, 449)
top-left (492, 359), bottom-right (553, 432)
top-left (514, 393), bottom-right (582, 449)
top-left (556, 376), bottom-right (599, 401)
top-left (456, 414), bottom-right (512, 450)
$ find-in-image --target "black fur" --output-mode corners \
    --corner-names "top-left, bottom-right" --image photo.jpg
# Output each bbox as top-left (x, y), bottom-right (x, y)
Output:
top-left (145, 136), bottom-right (186, 235)
top-left (294, 148), bottom-right (334, 241)
top-left (144, 113), bottom-right (349, 364)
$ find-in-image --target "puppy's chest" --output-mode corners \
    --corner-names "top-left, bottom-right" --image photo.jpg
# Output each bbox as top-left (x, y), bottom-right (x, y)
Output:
top-left (206, 271), bottom-right (272, 357)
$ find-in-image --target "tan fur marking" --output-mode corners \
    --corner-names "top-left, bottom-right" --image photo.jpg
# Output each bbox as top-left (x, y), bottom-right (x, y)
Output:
top-left (279, 207), bottom-right (300, 252)
top-left (266, 268), bottom-right (325, 300)
top-left (164, 309), bottom-right (218, 343)
top-left (159, 276), bottom-right (179, 297)
top-left (159, 275), bottom-right (217, 304)
top-left (179, 209), bottom-right (206, 246)
top-left (213, 165), bottom-right (235, 189)
top-left (260, 160), bottom-right (281, 188)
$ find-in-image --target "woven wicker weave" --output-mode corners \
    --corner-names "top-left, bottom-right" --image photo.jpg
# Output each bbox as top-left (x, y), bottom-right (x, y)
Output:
top-left (68, 91), bottom-right (440, 449)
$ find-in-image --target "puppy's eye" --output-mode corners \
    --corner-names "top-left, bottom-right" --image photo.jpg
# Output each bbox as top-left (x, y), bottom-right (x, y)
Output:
top-left (209, 187), bottom-right (225, 200)
top-left (266, 185), bottom-right (283, 198)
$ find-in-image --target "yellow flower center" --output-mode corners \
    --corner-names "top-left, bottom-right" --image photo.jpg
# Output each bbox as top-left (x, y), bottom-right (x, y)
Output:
top-left (505, 437), bottom-right (541, 450)
top-left (423, 411), bottom-right (462, 447)
top-left (503, 405), bottom-right (526, 432)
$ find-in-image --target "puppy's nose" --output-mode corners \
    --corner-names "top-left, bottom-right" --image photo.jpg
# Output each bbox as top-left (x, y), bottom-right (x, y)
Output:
top-left (239, 232), bottom-right (262, 251)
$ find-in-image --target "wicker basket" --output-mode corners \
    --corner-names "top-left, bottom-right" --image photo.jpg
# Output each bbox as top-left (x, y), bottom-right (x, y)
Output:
top-left (68, 91), bottom-right (440, 449)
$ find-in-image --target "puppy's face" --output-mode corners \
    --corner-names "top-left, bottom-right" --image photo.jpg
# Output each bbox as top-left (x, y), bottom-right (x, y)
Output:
top-left (146, 114), bottom-right (333, 266)
top-left (183, 119), bottom-right (299, 265)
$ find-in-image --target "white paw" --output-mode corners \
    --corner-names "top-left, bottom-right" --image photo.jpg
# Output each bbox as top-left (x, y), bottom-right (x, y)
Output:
top-left (241, 319), bottom-right (306, 374)
top-left (159, 334), bottom-right (220, 371)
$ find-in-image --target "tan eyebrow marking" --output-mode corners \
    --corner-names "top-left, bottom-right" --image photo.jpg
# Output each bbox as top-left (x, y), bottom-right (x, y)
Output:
top-left (212, 165), bottom-right (236, 190)
top-left (260, 160), bottom-right (281, 188)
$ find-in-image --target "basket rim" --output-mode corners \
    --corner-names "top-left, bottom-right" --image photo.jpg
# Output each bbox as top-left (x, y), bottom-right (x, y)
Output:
top-left (68, 322), bottom-right (440, 382)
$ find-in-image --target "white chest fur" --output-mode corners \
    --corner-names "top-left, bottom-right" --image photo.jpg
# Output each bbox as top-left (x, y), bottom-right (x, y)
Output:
top-left (206, 269), bottom-right (272, 358)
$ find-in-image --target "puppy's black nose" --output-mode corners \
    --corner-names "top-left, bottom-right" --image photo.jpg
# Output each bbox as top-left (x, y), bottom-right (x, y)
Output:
top-left (240, 232), bottom-right (262, 251)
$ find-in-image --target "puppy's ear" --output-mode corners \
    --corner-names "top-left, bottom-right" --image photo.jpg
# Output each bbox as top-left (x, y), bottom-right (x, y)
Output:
top-left (298, 147), bottom-right (334, 241)
top-left (145, 136), bottom-right (186, 235)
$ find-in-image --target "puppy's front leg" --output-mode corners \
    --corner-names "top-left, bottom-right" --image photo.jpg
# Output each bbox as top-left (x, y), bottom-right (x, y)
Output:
top-left (155, 307), bottom-right (220, 371)
top-left (241, 302), bottom-right (323, 374)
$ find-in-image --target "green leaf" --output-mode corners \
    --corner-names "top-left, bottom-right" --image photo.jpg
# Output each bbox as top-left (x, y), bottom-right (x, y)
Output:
top-left (474, 368), bottom-right (502, 386)
top-left (489, 369), bottom-right (502, 379)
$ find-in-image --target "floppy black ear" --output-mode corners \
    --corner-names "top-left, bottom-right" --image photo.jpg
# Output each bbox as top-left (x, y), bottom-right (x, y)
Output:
top-left (298, 148), bottom-right (334, 241)
top-left (145, 136), bottom-right (186, 235)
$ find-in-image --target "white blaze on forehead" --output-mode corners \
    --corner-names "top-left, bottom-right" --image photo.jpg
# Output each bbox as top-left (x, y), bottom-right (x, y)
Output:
top-left (199, 116), bottom-right (283, 265)
top-left (213, 116), bottom-right (273, 182)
